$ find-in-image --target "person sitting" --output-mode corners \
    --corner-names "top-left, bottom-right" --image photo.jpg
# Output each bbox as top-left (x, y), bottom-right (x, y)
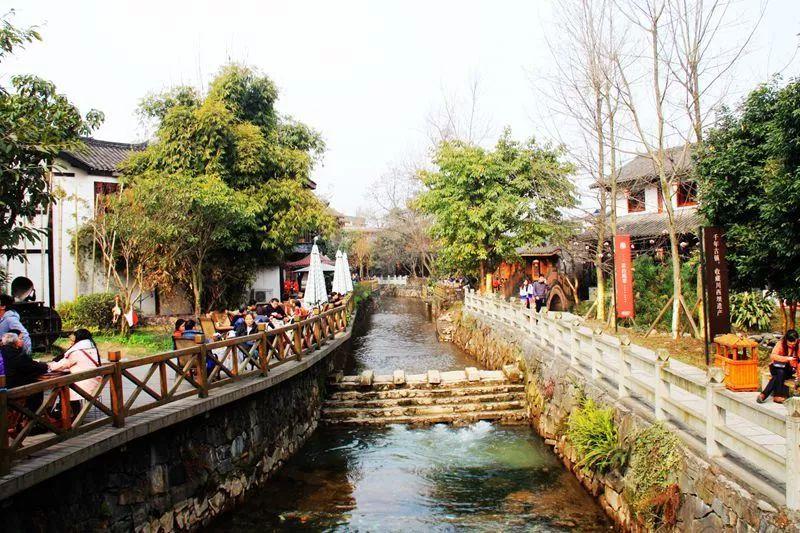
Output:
top-left (0, 294), bottom-right (32, 354)
top-left (172, 319), bottom-right (187, 347)
top-left (294, 300), bottom-right (310, 320)
top-left (267, 298), bottom-right (287, 327)
top-left (1, 332), bottom-right (47, 388)
top-left (182, 320), bottom-right (203, 341)
top-left (758, 329), bottom-right (800, 404)
top-left (47, 329), bottom-right (102, 417)
top-left (234, 312), bottom-right (260, 365)
top-left (254, 304), bottom-right (269, 324)
top-left (210, 308), bottom-right (231, 329)
top-left (231, 307), bottom-right (246, 329)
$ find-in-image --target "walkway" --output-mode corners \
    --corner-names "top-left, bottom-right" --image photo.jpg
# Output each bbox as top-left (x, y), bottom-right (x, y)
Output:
top-left (464, 290), bottom-right (800, 510)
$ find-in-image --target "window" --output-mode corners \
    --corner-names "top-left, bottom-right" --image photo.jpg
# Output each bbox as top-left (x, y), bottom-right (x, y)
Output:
top-left (657, 187), bottom-right (664, 213)
top-left (94, 181), bottom-right (120, 211)
top-left (626, 189), bottom-right (646, 213)
top-left (677, 180), bottom-right (698, 207)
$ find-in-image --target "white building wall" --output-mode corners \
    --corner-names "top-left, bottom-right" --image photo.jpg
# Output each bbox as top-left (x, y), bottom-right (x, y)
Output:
top-left (249, 266), bottom-right (281, 303)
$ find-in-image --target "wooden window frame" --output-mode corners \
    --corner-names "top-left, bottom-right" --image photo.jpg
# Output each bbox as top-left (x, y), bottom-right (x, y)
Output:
top-left (626, 188), bottom-right (646, 213)
top-left (676, 180), bottom-right (698, 207)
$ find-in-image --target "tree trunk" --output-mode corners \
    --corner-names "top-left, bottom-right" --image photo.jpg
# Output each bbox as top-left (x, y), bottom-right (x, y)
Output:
top-left (191, 262), bottom-right (203, 316)
top-left (479, 261), bottom-right (487, 293)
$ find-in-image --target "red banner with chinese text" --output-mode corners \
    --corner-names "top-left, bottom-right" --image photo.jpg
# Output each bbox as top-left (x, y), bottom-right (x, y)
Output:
top-left (614, 234), bottom-right (635, 319)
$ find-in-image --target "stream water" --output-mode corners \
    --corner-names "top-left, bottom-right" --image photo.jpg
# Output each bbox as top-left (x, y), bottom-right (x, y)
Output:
top-left (206, 296), bottom-right (613, 532)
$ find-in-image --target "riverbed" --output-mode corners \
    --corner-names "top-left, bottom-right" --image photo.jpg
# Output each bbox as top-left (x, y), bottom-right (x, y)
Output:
top-left (206, 297), bottom-right (612, 531)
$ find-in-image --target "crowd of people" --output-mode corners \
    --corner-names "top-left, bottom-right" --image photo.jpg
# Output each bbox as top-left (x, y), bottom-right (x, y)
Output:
top-left (171, 294), bottom-right (348, 348)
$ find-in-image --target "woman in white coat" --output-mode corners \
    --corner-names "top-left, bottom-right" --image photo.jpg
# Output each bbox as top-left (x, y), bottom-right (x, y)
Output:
top-left (48, 328), bottom-right (102, 417)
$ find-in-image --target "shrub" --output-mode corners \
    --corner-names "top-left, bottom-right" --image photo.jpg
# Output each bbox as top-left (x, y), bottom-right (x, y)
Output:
top-left (730, 291), bottom-right (775, 332)
top-left (566, 398), bottom-right (628, 474)
top-left (625, 423), bottom-right (682, 527)
top-left (631, 253), bottom-right (699, 332)
top-left (59, 292), bottom-right (117, 331)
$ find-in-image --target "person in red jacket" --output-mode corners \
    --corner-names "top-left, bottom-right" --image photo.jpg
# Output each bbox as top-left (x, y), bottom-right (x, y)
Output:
top-left (758, 329), bottom-right (799, 404)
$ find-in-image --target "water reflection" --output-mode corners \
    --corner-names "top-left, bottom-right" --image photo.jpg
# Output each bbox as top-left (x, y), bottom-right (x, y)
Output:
top-left (206, 423), bottom-right (613, 532)
top-left (342, 297), bottom-right (473, 374)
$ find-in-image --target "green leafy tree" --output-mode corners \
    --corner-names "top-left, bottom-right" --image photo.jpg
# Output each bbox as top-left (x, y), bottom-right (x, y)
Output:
top-left (416, 128), bottom-right (575, 280)
top-left (696, 78), bottom-right (800, 329)
top-left (0, 12), bottom-right (102, 257)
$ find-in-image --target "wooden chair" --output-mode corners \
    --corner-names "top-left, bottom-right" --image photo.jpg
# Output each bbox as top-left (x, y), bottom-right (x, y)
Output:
top-left (199, 317), bottom-right (217, 339)
top-left (174, 337), bottom-right (198, 376)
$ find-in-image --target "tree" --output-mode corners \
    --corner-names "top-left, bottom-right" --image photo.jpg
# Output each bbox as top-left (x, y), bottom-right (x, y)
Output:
top-left (416, 129), bottom-right (575, 281)
top-left (0, 12), bottom-right (102, 258)
top-left (106, 63), bottom-right (335, 309)
top-left (696, 78), bottom-right (800, 330)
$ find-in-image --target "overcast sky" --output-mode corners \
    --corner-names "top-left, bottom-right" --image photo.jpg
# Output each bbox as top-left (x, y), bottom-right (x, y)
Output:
top-left (4, 0), bottom-right (799, 215)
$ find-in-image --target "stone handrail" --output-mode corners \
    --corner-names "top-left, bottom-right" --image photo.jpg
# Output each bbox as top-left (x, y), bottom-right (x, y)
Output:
top-left (377, 275), bottom-right (408, 286)
top-left (463, 288), bottom-right (800, 510)
top-left (0, 295), bottom-right (360, 475)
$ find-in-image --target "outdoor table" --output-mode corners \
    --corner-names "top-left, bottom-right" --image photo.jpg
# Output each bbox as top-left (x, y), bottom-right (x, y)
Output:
top-left (216, 326), bottom-right (234, 334)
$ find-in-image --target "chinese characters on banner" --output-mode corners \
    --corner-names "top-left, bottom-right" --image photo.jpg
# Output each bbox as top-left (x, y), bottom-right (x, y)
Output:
top-left (702, 227), bottom-right (731, 338)
top-left (614, 234), bottom-right (635, 318)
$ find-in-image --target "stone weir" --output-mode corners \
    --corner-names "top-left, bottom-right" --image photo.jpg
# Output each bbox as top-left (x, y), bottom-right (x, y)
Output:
top-left (322, 365), bottom-right (527, 425)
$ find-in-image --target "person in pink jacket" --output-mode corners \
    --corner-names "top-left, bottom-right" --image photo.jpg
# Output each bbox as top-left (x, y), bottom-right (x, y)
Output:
top-left (48, 329), bottom-right (102, 415)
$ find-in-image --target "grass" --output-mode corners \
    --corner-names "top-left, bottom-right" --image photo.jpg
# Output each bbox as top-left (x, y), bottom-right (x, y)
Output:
top-left (49, 326), bottom-right (174, 361)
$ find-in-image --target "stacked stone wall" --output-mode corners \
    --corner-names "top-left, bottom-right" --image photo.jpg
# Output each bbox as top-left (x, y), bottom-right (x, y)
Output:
top-left (3, 346), bottom-right (335, 533)
top-left (450, 310), bottom-right (799, 532)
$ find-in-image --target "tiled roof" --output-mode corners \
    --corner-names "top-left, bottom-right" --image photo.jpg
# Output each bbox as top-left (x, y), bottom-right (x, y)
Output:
top-left (58, 137), bottom-right (147, 176)
top-left (516, 245), bottom-right (562, 256)
top-left (615, 146), bottom-right (694, 186)
top-left (579, 206), bottom-right (702, 240)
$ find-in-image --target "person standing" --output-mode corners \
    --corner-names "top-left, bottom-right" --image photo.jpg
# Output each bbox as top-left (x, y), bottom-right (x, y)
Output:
top-left (531, 276), bottom-right (549, 313)
top-left (758, 329), bottom-right (799, 404)
top-left (519, 279), bottom-right (530, 309)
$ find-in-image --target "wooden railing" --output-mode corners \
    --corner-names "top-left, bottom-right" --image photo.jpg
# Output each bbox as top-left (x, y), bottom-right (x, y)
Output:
top-left (0, 297), bottom-right (356, 474)
top-left (464, 289), bottom-right (800, 510)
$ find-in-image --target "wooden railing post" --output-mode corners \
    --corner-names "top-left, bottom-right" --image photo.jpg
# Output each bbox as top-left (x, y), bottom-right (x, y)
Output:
top-left (258, 329), bottom-right (269, 377)
top-left (784, 397), bottom-right (800, 510)
top-left (0, 374), bottom-right (9, 475)
top-left (705, 366), bottom-right (726, 457)
top-left (617, 336), bottom-right (631, 399)
top-left (294, 323), bottom-right (303, 360)
top-left (195, 336), bottom-right (209, 398)
top-left (108, 351), bottom-right (125, 428)
top-left (654, 348), bottom-right (670, 421)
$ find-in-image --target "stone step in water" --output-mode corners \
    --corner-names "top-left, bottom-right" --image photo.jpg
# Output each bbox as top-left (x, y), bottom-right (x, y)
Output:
top-left (324, 391), bottom-right (525, 409)
top-left (321, 409), bottom-right (529, 426)
top-left (323, 400), bottom-right (526, 420)
top-left (329, 367), bottom-right (521, 391)
top-left (326, 384), bottom-right (526, 401)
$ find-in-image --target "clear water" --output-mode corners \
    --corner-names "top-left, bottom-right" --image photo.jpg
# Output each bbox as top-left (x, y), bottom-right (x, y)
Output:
top-left (206, 423), bottom-right (613, 532)
top-left (204, 297), bottom-right (613, 532)
top-left (343, 296), bottom-right (474, 374)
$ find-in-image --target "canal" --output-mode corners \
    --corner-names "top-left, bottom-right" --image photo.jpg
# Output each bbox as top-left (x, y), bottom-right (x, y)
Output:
top-left (207, 296), bottom-right (613, 532)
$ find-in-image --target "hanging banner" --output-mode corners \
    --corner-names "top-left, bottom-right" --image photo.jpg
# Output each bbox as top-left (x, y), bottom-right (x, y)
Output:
top-left (702, 226), bottom-right (731, 338)
top-left (614, 234), bottom-right (635, 318)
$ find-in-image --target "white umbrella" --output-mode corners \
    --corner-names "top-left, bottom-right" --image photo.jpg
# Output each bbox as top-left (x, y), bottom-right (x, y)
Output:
top-left (294, 264), bottom-right (336, 273)
top-left (332, 250), bottom-right (347, 294)
top-left (303, 238), bottom-right (328, 307)
top-left (342, 252), bottom-right (354, 293)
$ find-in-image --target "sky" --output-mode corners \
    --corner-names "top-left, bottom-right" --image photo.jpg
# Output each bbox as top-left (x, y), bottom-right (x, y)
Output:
top-left (3, 0), bottom-right (799, 215)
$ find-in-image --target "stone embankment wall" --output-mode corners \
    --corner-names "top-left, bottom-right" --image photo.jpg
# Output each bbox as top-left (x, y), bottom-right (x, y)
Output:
top-left (3, 358), bottom-right (333, 533)
top-left (449, 311), bottom-right (799, 533)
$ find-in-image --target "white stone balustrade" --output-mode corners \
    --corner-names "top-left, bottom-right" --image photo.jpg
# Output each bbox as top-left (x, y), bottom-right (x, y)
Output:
top-left (376, 275), bottom-right (409, 286)
top-left (462, 288), bottom-right (799, 510)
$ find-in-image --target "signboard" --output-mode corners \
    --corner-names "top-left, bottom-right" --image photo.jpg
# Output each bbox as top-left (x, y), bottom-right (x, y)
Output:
top-left (702, 227), bottom-right (731, 338)
top-left (614, 234), bottom-right (635, 319)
